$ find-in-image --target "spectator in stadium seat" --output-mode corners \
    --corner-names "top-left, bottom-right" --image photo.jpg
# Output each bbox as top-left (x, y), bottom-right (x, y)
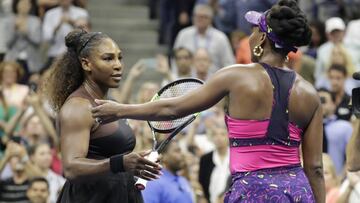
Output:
top-left (4, 0), bottom-right (42, 74)
top-left (318, 88), bottom-right (352, 174)
top-left (327, 64), bottom-right (352, 121)
top-left (193, 48), bottom-right (212, 81)
top-left (42, 0), bottom-right (88, 71)
top-left (26, 177), bottom-right (50, 203)
top-left (29, 143), bottom-right (65, 203)
top-left (174, 4), bottom-right (235, 72)
top-left (142, 141), bottom-right (194, 203)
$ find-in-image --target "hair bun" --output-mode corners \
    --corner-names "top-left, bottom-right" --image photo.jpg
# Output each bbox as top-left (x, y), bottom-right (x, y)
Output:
top-left (277, 0), bottom-right (299, 12)
top-left (65, 29), bottom-right (88, 50)
top-left (268, 0), bottom-right (312, 48)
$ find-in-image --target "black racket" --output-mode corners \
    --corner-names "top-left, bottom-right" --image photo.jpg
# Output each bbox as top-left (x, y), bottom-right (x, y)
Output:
top-left (135, 78), bottom-right (203, 190)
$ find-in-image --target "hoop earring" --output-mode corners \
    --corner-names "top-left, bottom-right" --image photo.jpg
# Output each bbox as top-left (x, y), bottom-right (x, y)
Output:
top-left (253, 45), bottom-right (264, 57)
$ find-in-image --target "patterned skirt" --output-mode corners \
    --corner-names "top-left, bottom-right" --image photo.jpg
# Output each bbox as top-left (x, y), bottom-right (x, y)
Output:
top-left (224, 164), bottom-right (315, 203)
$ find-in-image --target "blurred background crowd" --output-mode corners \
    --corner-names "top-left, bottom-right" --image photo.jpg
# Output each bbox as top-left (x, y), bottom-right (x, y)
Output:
top-left (0, 0), bottom-right (360, 202)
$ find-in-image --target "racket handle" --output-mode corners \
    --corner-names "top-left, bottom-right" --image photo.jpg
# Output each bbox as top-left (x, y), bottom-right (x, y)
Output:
top-left (135, 151), bottom-right (159, 190)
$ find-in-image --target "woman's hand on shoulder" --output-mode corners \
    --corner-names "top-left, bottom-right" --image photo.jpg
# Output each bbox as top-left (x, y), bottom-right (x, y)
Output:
top-left (91, 99), bottom-right (123, 124)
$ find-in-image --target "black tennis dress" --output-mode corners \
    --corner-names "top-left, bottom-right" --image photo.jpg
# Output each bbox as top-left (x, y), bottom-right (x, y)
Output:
top-left (57, 86), bottom-right (143, 203)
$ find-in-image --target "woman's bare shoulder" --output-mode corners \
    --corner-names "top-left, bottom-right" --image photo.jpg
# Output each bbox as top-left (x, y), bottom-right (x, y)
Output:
top-left (293, 75), bottom-right (319, 99)
top-left (292, 74), bottom-right (320, 110)
top-left (59, 97), bottom-right (93, 125)
top-left (221, 63), bottom-right (260, 70)
top-left (215, 63), bottom-right (262, 79)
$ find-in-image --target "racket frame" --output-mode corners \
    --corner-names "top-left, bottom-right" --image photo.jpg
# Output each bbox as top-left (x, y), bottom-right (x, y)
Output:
top-left (135, 78), bottom-right (203, 190)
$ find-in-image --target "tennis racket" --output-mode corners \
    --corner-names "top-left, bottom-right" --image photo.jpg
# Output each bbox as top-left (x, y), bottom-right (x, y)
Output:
top-left (135, 78), bottom-right (204, 190)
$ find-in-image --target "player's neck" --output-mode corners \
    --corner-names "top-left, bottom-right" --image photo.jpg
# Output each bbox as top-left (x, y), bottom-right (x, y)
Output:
top-left (259, 52), bottom-right (286, 68)
top-left (83, 79), bottom-right (107, 99)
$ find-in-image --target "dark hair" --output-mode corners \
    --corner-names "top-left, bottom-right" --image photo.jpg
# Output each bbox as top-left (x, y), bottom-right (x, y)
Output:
top-left (173, 47), bottom-right (193, 59)
top-left (309, 20), bottom-right (327, 48)
top-left (317, 88), bottom-right (336, 103)
top-left (43, 29), bottom-right (108, 112)
top-left (12, 0), bottom-right (38, 15)
top-left (267, 0), bottom-right (312, 55)
top-left (328, 64), bottom-right (347, 77)
top-left (28, 177), bottom-right (49, 189)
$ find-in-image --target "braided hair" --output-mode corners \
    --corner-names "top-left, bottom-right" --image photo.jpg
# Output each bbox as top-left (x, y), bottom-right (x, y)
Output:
top-left (267, 0), bottom-right (312, 55)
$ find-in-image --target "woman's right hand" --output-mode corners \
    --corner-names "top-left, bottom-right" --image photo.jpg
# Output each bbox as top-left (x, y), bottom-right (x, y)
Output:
top-left (123, 151), bottom-right (162, 181)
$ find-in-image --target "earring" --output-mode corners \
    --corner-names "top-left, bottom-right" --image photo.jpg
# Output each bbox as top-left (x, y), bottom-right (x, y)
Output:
top-left (285, 56), bottom-right (289, 62)
top-left (253, 45), bottom-right (264, 57)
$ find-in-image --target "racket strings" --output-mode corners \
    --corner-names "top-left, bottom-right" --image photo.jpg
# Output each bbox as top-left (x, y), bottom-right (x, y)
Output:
top-left (149, 81), bottom-right (202, 131)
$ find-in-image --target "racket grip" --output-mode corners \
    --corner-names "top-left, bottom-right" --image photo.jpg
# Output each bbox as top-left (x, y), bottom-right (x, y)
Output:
top-left (135, 151), bottom-right (159, 190)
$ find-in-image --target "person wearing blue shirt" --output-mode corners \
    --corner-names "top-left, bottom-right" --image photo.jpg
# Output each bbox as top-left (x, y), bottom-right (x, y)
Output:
top-left (318, 88), bottom-right (353, 174)
top-left (142, 141), bottom-right (194, 203)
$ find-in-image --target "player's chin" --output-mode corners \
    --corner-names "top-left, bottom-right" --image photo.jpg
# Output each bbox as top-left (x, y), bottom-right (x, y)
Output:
top-left (108, 79), bottom-right (121, 88)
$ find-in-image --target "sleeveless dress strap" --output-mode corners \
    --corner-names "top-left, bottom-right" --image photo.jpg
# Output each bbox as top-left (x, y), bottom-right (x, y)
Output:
top-left (259, 62), bottom-right (296, 145)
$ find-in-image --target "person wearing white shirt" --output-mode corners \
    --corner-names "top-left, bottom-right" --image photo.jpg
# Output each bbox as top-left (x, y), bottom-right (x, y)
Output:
top-left (199, 125), bottom-right (230, 203)
top-left (174, 4), bottom-right (235, 73)
top-left (30, 143), bottom-right (65, 203)
top-left (315, 17), bottom-right (359, 94)
top-left (42, 0), bottom-right (88, 67)
top-left (344, 18), bottom-right (360, 72)
top-left (338, 171), bottom-right (360, 203)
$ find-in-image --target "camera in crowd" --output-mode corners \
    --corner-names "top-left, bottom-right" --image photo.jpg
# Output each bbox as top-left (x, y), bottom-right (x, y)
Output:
top-left (352, 72), bottom-right (360, 118)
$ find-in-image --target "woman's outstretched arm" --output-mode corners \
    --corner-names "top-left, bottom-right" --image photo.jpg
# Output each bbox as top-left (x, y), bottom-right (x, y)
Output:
top-left (347, 120), bottom-right (360, 171)
top-left (92, 67), bottom-right (238, 122)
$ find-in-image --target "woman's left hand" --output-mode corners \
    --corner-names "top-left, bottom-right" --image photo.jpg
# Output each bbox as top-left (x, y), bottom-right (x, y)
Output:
top-left (91, 99), bottom-right (122, 124)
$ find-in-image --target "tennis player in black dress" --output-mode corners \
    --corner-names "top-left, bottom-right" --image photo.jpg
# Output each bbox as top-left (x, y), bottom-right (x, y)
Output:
top-left (44, 29), bottom-right (162, 203)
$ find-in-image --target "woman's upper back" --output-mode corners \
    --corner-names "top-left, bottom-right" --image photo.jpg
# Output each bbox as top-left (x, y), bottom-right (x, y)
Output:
top-left (222, 62), bottom-right (320, 172)
top-left (225, 63), bottom-right (319, 130)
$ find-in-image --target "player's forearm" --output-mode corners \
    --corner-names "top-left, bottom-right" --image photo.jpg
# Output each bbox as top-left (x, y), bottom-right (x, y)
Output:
top-left (63, 157), bottom-right (111, 182)
top-left (304, 165), bottom-right (325, 203)
top-left (119, 99), bottom-right (183, 121)
top-left (347, 121), bottom-right (360, 171)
